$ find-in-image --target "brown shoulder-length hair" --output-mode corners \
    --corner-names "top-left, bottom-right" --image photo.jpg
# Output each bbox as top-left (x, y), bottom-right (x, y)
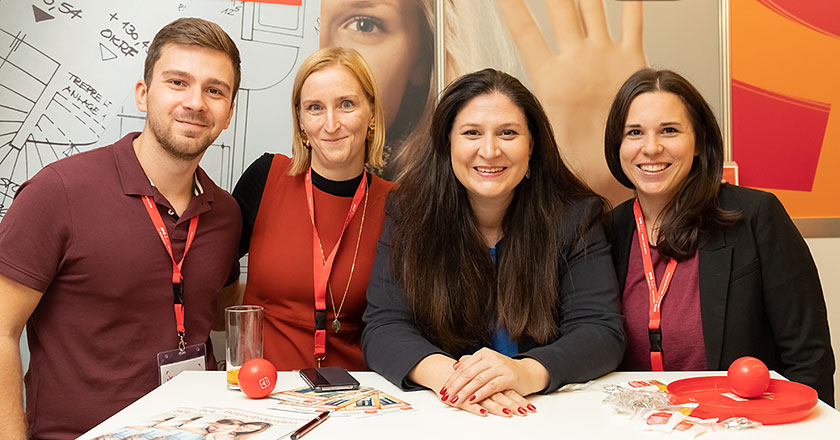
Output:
top-left (145, 17), bottom-right (241, 103)
top-left (390, 68), bottom-right (601, 354)
top-left (289, 47), bottom-right (386, 175)
top-left (605, 68), bottom-right (740, 261)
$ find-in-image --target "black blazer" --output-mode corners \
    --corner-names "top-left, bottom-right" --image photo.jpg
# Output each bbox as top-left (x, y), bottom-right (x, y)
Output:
top-left (608, 184), bottom-right (834, 405)
top-left (363, 197), bottom-right (625, 393)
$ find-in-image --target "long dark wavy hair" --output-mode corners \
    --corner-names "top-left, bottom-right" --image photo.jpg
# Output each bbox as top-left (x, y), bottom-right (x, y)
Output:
top-left (389, 68), bottom-right (602, 354)
top-left (605, 68), bottom-right (741, 261)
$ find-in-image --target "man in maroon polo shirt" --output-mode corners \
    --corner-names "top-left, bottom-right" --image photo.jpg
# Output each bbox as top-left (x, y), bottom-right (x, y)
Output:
top-left (0, 18), bottom-right (243, 439)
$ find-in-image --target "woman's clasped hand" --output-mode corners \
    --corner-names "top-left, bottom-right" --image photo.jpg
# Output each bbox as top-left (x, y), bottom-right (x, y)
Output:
top-left (438, 348), bottom-right (546, 417)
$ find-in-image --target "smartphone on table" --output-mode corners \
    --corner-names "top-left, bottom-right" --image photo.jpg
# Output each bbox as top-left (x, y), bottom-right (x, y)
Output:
top-left (299, 366), bottom-right (360, 392)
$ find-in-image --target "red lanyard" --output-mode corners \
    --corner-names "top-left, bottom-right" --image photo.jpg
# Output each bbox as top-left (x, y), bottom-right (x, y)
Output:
top-left (633, 199), bottom-right (677, 371)
top-left (304, 168), bottom-right (366, 365)
top-left (142, 195), bottom-right (198, 352)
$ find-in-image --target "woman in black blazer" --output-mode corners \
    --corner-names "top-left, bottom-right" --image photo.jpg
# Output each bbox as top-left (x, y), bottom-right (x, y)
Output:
top-left (604, 68), bottom-right (834, 405)
top-left (363, 69), bottom-right (625, 418)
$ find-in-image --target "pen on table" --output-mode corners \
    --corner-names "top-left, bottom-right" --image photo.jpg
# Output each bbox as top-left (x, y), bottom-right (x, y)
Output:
top-left (290, 411), bottom-right (330, 440)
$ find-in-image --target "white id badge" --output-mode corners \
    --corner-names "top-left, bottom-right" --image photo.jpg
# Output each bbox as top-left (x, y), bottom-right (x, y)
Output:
top-left (157, 343), bottom-right (207, 385)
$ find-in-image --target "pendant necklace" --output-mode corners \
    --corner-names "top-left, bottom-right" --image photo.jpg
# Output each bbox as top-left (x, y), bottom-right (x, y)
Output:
top-left (314, 186), bottom-right (369, 333)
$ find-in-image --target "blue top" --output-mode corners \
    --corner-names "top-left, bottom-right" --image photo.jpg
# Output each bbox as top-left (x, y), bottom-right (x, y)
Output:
top-left (489, 244), bottom-right (518, 356)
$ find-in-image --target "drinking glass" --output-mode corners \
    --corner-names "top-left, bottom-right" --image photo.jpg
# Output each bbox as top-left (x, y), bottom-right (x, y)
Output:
top-left (225, 305), bottom-right (264, 390)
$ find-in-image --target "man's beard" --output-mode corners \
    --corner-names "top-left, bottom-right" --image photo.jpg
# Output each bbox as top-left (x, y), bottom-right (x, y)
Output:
top-left (149, 112), bottom-right (215, 162)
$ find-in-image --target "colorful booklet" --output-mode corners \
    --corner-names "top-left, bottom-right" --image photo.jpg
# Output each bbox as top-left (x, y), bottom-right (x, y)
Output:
top-left (269, 386), bottom-right (413, 416)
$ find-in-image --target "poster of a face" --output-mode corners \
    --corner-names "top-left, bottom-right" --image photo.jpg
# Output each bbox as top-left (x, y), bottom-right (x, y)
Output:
top-left (318, 0), bottom-right (434, 181)
top-left (317, 0), bottom-right (724, 207)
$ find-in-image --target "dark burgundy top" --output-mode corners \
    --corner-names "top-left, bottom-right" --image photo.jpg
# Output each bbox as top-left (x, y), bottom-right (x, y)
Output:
top-left (0, 133), bottom-right (241, 439)
top-left (621, 230), bottom-right (707, 371)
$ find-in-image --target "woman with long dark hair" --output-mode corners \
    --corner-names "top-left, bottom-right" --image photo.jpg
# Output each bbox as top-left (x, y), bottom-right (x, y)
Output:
top-left (605, 68), bottom-right (834, 404)
top-left (363, 68), bottom-right (625, 417)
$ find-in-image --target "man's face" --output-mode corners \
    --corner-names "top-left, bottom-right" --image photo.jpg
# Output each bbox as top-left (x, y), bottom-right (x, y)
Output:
top-left (135, 43), bottom-right (236, 161)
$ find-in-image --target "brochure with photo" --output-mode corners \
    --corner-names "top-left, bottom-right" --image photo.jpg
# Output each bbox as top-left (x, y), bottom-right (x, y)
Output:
top-left (88, 406), bottom-right (313, 440)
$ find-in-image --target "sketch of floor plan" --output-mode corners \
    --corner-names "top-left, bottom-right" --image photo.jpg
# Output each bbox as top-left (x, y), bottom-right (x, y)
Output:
top-left (1, 0), bottom-right (319, 218)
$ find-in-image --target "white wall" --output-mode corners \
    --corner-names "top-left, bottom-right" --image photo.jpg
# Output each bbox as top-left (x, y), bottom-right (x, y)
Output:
top-left (805, 237), bottom-right (840, 406)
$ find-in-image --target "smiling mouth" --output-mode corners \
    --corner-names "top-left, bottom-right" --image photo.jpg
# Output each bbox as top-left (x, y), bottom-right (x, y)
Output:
top-left (474, 166), bottom-right (506, 173)
top-left (638, 163), bottom-right (670, 173)
top-left (322, 136), bottom-right (348, 143)
top-left (176, 119), bottom-right (207, 128)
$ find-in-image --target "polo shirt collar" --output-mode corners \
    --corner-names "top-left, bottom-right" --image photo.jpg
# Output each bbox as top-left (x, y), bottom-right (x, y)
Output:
top-left (114, 132), bottom-right (216, 218)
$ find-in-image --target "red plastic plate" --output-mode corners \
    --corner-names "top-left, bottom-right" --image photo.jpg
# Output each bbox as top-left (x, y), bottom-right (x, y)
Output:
top-left (667, 376), bottom-right (817, 425)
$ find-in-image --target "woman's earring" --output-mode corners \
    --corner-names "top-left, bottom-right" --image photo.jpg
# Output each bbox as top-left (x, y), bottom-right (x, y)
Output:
top-left (525, 164), bottom-right (531, 179)
top-left (302, 131), bottom-right (311, 149)
top-left (367, 121), bottom-right (375, 142)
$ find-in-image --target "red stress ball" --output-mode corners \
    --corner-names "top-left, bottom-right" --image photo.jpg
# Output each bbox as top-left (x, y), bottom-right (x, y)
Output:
top-left (728, 356), bottom-right (770, 398)
top-left (238, 358), bottom-right (277, 399)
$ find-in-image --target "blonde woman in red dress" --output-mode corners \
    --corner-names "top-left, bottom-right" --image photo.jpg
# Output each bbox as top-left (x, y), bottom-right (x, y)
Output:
top-left (232, 48), bottom-right (394, 370)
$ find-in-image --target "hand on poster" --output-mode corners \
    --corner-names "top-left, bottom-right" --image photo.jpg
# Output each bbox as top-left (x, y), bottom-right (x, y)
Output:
top-left (439, 348), bottom-right (543, 417)
top-left (497, 0), bottom-right (646, 205)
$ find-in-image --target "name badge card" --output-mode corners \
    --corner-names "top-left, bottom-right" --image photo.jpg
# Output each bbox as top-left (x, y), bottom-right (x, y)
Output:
top-left (157, 343), bottom-right (207, 385)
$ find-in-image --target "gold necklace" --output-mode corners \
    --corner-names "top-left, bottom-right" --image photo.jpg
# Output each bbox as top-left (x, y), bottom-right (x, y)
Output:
top-left (313, 184), bottom-right (369, 333)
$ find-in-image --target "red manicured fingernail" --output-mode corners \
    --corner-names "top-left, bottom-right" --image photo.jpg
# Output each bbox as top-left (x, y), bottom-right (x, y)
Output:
top-left (527, 404), bottom-right (536, 412)
top-left (441, 394), bottom-right (448, 402)
top-left (469, 395), bottom-right (476, 402)
top-left (450, 395), bottom-right (459, 404)
top-left (479, 408), bottom-right (487, 415)
top-left (439, 387), bottom-right (447, 396)
top-left (453, 361), bottom-right (460, 369)
top-left (518, 407), bottom-right (527, 415)
top-left (502, 408), bottom-right (511, 415)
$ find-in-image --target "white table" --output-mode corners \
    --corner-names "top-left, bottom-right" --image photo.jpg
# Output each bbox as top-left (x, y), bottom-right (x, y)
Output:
top-left (80, 371), bottom-right (840, 439)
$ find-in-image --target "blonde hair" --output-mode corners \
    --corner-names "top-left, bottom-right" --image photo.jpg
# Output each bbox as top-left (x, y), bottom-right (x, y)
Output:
top-left (443, 0), bottom-right (527, 83)
top-left (289, 47), bottom-right (385, 175)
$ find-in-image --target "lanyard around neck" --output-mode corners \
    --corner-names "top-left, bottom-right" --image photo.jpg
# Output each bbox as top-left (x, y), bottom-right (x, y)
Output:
top-left (304, 168), bottom-right (367, 365)
top-left (142, 195), bottom-right (198, 352)
top-left (633, 199), bottom-right (677, 371)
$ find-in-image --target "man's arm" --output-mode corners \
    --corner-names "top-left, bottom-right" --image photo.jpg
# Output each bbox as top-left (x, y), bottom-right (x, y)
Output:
top-left (0, 274), bottom-right (43, 439)
top-left (212, 281), bottom-right (244, 331)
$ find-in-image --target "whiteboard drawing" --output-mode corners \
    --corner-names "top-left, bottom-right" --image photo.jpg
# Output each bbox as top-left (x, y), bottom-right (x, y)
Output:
top-left (0, 0), bottom-right (320, 218)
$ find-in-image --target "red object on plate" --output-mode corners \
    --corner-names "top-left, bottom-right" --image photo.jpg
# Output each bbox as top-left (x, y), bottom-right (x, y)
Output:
top-left (728, 356), bottom-right (770, 398)
top-left (667, 376), bottom-right (818, 425)
top-left (238, 358), bottom-right (277, 399)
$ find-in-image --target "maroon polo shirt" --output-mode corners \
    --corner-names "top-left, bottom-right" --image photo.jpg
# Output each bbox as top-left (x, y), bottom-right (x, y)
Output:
top-left (0, 132), bottom-right (241, 440)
